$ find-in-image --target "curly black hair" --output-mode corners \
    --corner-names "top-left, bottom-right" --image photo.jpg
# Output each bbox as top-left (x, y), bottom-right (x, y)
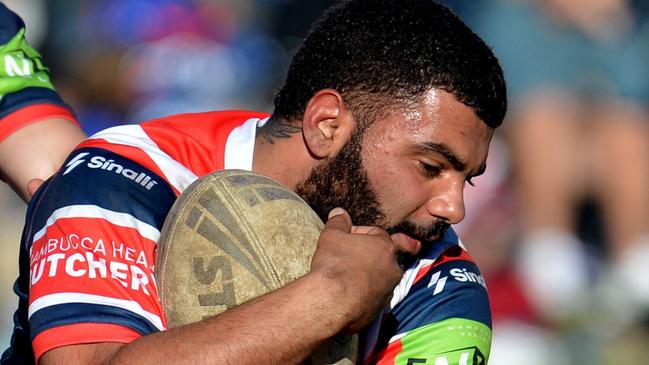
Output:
top-left (271, 0), bottom-right (507, 129)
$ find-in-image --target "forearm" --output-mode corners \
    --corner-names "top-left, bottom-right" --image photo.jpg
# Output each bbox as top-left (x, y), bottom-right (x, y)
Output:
top-left (111, 272), bottom-right (345, 365)
top-left (0, 117), bottom-right (85, 201)
top-left (39, 210), bottom-right (404, 365)
top-left (112, 211), bottom-right (406, 365)
top-left (0, 3), bottom-right (86, 201)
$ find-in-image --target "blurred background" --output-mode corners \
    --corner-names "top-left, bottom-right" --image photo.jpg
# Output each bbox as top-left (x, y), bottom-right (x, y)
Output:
top-left (1, 0), bottom-right (649, 363)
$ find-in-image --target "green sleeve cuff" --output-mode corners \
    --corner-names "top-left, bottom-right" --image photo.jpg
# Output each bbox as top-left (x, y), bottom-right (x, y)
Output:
top-left (0, 28), bottom-right (55, 96)
top-left (393, 318), bottom-right (491, 365)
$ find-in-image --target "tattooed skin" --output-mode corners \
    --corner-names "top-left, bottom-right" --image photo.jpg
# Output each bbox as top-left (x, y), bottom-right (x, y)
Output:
top-left (257, 118), bottom-right (302, 144)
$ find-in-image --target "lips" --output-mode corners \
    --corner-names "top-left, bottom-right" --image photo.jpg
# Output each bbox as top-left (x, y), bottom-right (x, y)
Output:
top-left (392, 232), bottom-right (422, 255)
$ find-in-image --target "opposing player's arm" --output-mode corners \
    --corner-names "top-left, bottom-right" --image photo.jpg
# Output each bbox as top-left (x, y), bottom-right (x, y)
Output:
top-left (0, 118), bottom-right (85, 200)
top-left (0, 3), bottom-right (85, 201)
top-left (372, 246), bottom-right (492, 365)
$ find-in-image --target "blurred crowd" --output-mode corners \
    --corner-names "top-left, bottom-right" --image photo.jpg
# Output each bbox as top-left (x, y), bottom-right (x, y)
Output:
top-left (449, 0), bottom-right (649, 364)
top-left (1, 0), bottom-right (649, 364)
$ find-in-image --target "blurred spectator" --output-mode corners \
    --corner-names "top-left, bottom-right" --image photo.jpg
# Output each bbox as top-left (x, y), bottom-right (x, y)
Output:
top-left (446, 0), bottom-right (649, 363)
top-left (465, 0), bottom-right (649, 317)
top-left (42, 0), bottom-right (289, 134)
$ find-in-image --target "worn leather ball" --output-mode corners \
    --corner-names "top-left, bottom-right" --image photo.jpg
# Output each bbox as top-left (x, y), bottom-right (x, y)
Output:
top-left (156, 169), bottom-right (356, 364)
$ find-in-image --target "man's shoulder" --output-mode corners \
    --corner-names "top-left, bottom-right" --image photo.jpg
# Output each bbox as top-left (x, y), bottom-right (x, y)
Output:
top-left (394, 246), bottom-right (491, 329)
top-left (368, 245), bottom-right (492, 364)
top-left (384, 228), bottom-right (492, 344)
top-left (139, 109), bottom-right (269, 143)
top-left (141, 110), bottom-right (269, 126)
top-left (73, 110), bottom-right (268, 185)
top-left (82, 109), bottom-right (268, 148)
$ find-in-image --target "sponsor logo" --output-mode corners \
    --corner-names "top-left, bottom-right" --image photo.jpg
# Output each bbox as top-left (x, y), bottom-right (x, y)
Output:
top-left (30, 233), bottom-right (154, 295)
top-left (427, 267), bottom-right (487, 295)
top-left (449, 268), bottom-right (487, 289)
top-left (63, 152), bottom-right (89, 175)
top-left (63, 153), bottom-right (158, 190)
top-left (428, 271), bottom-right (448, 295)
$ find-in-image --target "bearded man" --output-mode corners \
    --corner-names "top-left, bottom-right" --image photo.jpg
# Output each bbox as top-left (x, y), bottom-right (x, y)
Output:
top-left (1, 0), bottom-right (506, 364)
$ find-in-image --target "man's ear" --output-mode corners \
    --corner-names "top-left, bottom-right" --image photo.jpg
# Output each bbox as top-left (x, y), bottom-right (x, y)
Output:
top-left (302, 89), bottom-right (355, 159)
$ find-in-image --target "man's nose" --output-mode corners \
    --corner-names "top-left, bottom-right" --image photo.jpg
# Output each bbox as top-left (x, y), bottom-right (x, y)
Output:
top-left (424, 180), bottom-right (466, 224)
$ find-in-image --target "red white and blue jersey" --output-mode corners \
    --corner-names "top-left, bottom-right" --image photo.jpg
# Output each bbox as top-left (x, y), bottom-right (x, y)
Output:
top-left (1, 110), bottom-right (491, 365)
top-left (359, 234), bottom-right (492, 365)
top-left (1, 110), bottom-right (267, 364)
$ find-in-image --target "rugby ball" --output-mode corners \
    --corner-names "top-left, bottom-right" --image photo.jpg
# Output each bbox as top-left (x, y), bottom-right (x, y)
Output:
top-left (155, 169), bottom-right (356, 364)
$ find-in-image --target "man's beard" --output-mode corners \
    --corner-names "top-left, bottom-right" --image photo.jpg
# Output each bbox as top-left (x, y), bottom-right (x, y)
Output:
top-left (296, 126), bottom-right (385, 227)
top-left (296, 127), bottom-right (450, 244)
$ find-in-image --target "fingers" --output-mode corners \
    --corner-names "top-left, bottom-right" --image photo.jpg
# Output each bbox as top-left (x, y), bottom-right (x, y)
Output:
top-left (350, 226), bottom-right (383, 235)
top-left (326, 208), bottom-right (391, 237)
top-left (324, 207), bottom-right (353, 233)
top-left (324, 208), bottom-right (416, 260)
top-left (313, 208), bottom-right (407, 332)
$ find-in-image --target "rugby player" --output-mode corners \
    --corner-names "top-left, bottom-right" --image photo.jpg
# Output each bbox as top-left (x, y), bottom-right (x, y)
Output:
top-left (1, 1), bottom-right (506, 364)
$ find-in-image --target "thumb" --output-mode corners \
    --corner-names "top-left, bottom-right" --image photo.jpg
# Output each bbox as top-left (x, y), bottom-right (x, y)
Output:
top-left (324, 207), bottom-right (352, 233)
top-left (27, 178), bottom-right (45, 198)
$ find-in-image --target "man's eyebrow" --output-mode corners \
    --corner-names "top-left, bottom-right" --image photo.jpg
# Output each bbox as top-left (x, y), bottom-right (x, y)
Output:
top-left (416, 142), bottom-right (487, 176)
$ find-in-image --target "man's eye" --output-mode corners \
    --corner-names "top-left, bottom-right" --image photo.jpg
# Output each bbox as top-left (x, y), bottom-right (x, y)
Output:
top-left (420, 162), bottom-right (441, 177)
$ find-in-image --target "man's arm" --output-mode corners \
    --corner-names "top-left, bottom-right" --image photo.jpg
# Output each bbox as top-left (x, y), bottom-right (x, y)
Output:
top-left (0, 117), bottom-right (85, 200)
top-left (38, 209), bottom-right (406, 365)
top-left (0, 3), bottom-right (86, 201)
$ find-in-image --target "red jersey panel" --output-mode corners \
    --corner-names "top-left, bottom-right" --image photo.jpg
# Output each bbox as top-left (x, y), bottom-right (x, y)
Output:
top-left (3, 110), bottom-right (267, 363)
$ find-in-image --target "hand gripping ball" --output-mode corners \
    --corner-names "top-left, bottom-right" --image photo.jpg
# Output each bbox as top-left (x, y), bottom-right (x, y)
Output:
top-left (155, 170), bottom-right (357, 364)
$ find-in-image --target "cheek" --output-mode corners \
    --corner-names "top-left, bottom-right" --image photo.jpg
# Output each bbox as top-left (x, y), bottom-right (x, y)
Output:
top-left (363, 147), bottom-right (401, 196)
top-left (362, 131), bottom-right (405, 179)
top-left (361, 133), bottom-right (429, 221)
top-left (366, 158), bottom-right (430, 222)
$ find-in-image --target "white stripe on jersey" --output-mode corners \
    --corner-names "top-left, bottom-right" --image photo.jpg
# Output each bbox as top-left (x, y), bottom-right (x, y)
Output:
top-left (32, 205), bottom-right (160, 244)
top-left (458, 237), bottom-right (467, 250)
top-left (390, 258), bottom-right (436, 308)
top-left (359, 258), bottom-right (438, 362)
top-left (89, 125), bottom-right (198, 193)
top-left (389, 332), bottom-right (408, 344)
top-left (224, 117), bottom-right (263, 171)
top-left (28, 292), bottom-right (166, 331)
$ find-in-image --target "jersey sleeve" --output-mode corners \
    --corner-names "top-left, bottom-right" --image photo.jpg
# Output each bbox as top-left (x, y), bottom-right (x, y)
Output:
top-left (0, 3), bottom-right (77, 142)
top-left (24, 146), bottom-right (176, 361)
top-left (372, 246), bottom-right (492, 365)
